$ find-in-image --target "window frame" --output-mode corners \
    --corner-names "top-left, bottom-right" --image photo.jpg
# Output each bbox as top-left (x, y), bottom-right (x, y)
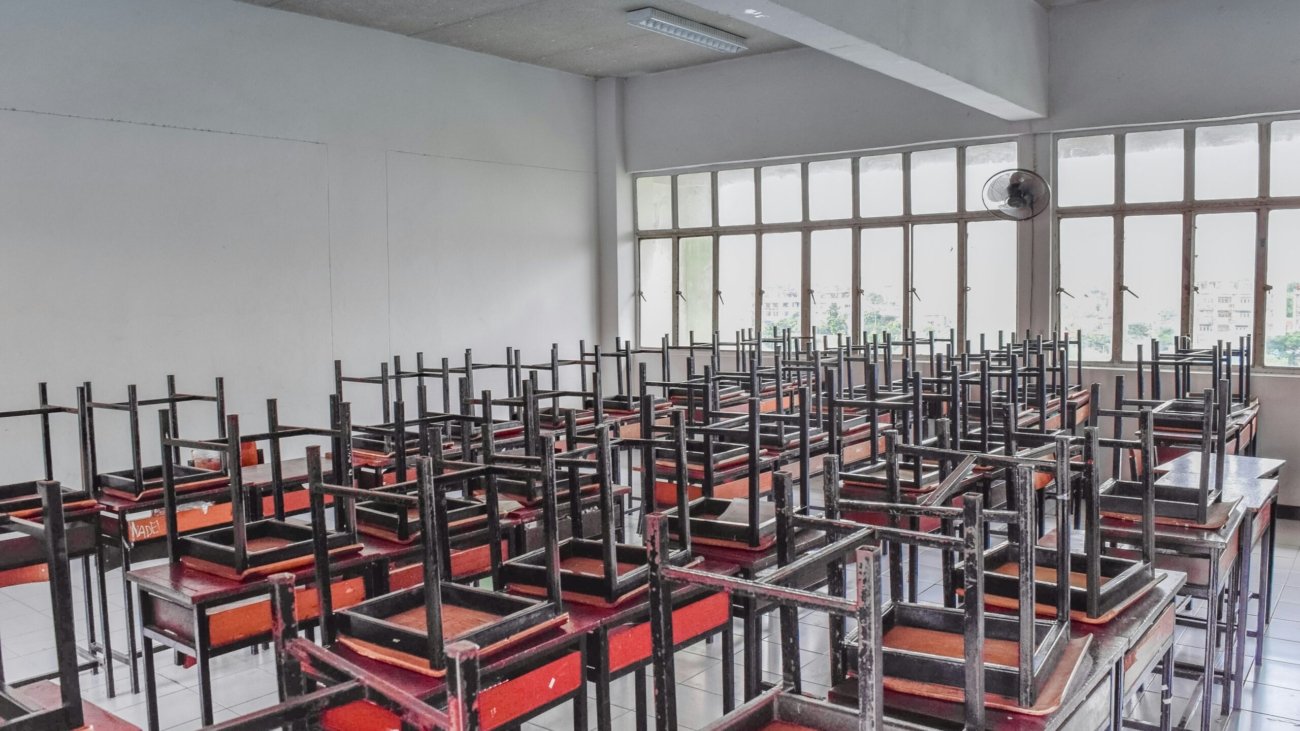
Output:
top-left (1051, 113), bottom-right (1300, 370)
top-left (633, 138), bottom-right (1024, 347)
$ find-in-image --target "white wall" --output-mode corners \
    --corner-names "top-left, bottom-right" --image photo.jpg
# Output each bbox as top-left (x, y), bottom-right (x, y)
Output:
top-left (0, 0), bottom-right (598, 484)
top-left (616, 0), bottom-right (1300, 505)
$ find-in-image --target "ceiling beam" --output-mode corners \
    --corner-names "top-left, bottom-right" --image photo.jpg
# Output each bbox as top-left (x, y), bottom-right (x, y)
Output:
top-left (680, 0), bottom-right (1048, 121)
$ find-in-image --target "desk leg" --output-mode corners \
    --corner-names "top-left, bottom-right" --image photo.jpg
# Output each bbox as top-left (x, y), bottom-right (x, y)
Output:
top-left (1160, 645), bottom-right (1174, 731)
top-left (1111, 657), bottom-right (1125, 731)
top-left (1234, 519), bottom-right (1253, 711)
top-left (1201, 561), bottom-right (1219, 731)
top-left (721, 624), bottom-right (735, 713)
top-left (593, 633), bottom-right (612, 731)
top-left (140, 591), bottom-right (160, 731)
top-left (120, 534), bottom-right (141, 694)
top-left (1258, 505), bottom-right (1276, 668)
top-left (1266, 502), bottom-right (1278, 624)
top-left (94, 540), bottom-right (116, 698)
top-left (195, 607), bottom-right (215, 726)
top-left (634, 667), bottom-right (648, 731)
top-left (81, 555), bottom-right (97, 674)
top-left (742, 598), bottom-right (761, 700)
top-left (573, 653), bottom-right (588, 731)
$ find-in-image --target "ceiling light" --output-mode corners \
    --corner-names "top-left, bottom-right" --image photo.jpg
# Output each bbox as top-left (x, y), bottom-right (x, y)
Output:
top-left (626, 8), bottom-right (748, 54)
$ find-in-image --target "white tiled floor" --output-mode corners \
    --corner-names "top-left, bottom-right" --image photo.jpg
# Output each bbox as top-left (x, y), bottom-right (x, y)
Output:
top-left (5, 521), bottom-right (1300, 729)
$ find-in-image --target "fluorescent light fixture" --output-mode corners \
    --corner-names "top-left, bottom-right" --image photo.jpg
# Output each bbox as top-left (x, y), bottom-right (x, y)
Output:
top-left (626, 8), bottom-right (748, 54)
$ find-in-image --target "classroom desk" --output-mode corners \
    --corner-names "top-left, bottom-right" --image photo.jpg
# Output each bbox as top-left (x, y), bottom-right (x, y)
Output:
top-left (557, 558), bottom-right (738, 731)
top-left (1157, 472), bottom-right (1282, 680)
top-left (1154, 453), bottom-right (1284, 480)
top-left (1097, 505), bottom-right (1245, 731)
top-left (1078, 570), bottom-right (1187, 731)
top-left (128, 549), bottom-right (384, 730)
top-left (692, 528), bottom-right (829, 701)
top-left (313, 619), bottom-right (588, 731)
top-left (96, 456), bottom-right (322, 694)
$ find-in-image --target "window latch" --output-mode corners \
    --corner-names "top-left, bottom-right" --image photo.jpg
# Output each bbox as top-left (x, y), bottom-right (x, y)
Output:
top-left (716, 289), bottom-right (725, 305)
top-left (909, 287), bottom-right (922, 302)
top-left (675, 290), bottom-right (686, 302)
top-left (1121, 285), bottom-right (1140, 299)
top-left (1056, 286), bottom-right (1075, 300)
top-left (809, 290), bottom-right (817, 304)
top-left (1264, 283), bottom-right (1275, 293)
top-left (638, 291), bottom-right (647, 302)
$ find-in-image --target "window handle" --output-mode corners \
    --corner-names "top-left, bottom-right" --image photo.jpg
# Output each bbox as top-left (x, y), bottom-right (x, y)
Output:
top-left (1056, 286), bottom-right (1075, 300)
top-left (716, 289), bottom-right (725, 305)
top-left (809, 290), bottom-right (817, 304)
top-left (675, 290), bottom-right (686, 303)
top-left (909, 287), bottom-right (922, 302)
top-left (1264, 283), bottom-right (1275, 293)
top-left (638, 291), bottom-right (647, 302)
top-left (1121, 285), bottom-right (1140, 299)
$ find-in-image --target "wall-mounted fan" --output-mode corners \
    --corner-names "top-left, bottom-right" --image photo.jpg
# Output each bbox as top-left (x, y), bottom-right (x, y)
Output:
top-left (982, 169), bottom-right (1051, 221)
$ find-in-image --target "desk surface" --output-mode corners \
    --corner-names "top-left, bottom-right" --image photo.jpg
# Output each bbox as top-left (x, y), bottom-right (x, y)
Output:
top-left (126, 548), bottom-right (380, 606)
top-left (96, 457), bottom-right (322, 514)
top-left (1155, 453), bottom-right (1285, 480)
top-left (1155, 473), bottom-right (1279, 512)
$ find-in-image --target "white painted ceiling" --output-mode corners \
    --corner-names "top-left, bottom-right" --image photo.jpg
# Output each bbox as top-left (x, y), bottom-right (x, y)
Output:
top-left (238, 0), bottom-right (799, 77)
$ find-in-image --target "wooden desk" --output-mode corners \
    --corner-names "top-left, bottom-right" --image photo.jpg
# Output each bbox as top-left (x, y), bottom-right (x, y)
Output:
top-left (1097, 506), bottom-right (1245, 730)
top-left (559, 559), bottom-right (737, 731)
top-left (316, 620), bottom-right (587, 731)
top-left (128, 550), bottom-right (383, 730)
top-left (96, 457), bottom-right (320, 694)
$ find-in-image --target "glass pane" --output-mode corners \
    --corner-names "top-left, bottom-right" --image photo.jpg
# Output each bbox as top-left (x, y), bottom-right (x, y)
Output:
top-left (810, 229), bottom-right (852, 337)
top-left (1122, 215), bottom-right (1182, 359)
top-left (809, 159), bottom-right (852, 221)
top-left (718, 235), bottom-right (756, 337)
top-left (1265, 210), bottom-right (1300, 366)
top-left (1192, 213), bottom-right (1255, 349)
top-left (639, 238), bottom-right (672, 343)
top-left (1270, 121), bottom-right (1300, 197)
top-left (636, 176), bottom-right (672, 231)
top-left (677, 173), bottom-right (712, 229)
top-left (911, 223), bottom-right (958, 335)
top-left (861, 228), bottom-right (905, 337)
top-left (1057, 135), bottom-right (1114, 207)
top-left (1059, 217), bottom-right (1114, 361)
top-left (966, 220), bottom-right (1018, 347)
top-left (859, 154), bottom-right (903, 218)
top-left (965, 142), bottom-right (1018, 212)
top-left (678, 237), bottom-right (714, 341)
top-left (1195, 123), bottom-right (1258, 200)
top-left (1125, 129), bottom-right (1184, 203)
top-left (761, 232), bottom-right (802, 338)
top-left (718, 168), bottom-right (756, 226)
top-left (761, 164), bottom-right (802, 223)
top-left (910, 148), bottom-right (957, 214)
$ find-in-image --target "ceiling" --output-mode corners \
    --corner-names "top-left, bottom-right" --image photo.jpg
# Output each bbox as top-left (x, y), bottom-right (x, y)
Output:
top-left (238, 0), bottom-right (800, 77)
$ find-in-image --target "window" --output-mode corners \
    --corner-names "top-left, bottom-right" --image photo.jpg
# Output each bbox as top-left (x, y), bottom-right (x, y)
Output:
top-left (911, 223), bottom-right (958, 335)
top-left (1055, 115), bottom-right (1298, 366)
top-left (965, 142), bottom-right (1018, 213)
top-left (638, 238), bottom-right (672, 343)
top-left (761, 232), bottom-right (802, 337)
top-left (860, 154), bottom-right (903, 218)
top-left (1195, 124), bottom-right (1258, 200)
top-left (1057, 135), bottom-right (1114, 207)
top-left (910, 148), bottom-right (957, 214)
top-left (810, 229), bottom-right (852, 336)
top-left (1058, 217), bottom-right (1114, 360)
top-left (636, 177), bottom-right (672, 231)
top-left (635, 139), bottom-right (1019, 346)
top-left (861, 227), bottom-right (904, 337)
top-left (718, 235), bottom-right (756, 337)
top-left (678, 236), bottom-right (714, 340)
top-left (718, 169), bottom-right (755, 226)
top-left (966, 220), bottom-right (1018, 347)
top-left (809, 159), bottom-right (852, 221)
top-left (1121, 215), bottom-right (1182, 359)
top-left (677, 173), bottom-right (712, 229)
top-left (1192, 213), bottom-right (1255, 348)
top-left (1265, 210), bottom-right (1300, 366)
top-left (761, 164), bottom-right (802, 223)
top-left (1125, 129), bottom-right (1183, 203)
